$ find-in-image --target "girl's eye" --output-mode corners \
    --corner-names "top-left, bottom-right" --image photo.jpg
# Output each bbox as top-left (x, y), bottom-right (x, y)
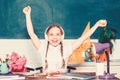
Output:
top-left (57, 33), bottom-right (60, 36)
top-left (50, 34), bottom-right (53, 36)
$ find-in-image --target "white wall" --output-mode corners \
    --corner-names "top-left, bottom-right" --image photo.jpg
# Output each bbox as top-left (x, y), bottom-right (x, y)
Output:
top-left (0, 39), bottom-right (42, 68)
top-left (0, 39), bottom-right (120, 68)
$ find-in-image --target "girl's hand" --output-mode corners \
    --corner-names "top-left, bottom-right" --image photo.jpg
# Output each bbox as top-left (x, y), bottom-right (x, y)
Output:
top-left (23, 6), bottom-right (31, 15)
top-left (96, 20), bottom-right (107, 27)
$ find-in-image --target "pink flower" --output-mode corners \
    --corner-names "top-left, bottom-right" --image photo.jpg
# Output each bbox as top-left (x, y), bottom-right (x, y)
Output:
top-left (7, 52), bottom-right (27, 72)
top-left (6, 54), bottom-right (9, 58)
top-left (10, 52), bottom-right (19, 61)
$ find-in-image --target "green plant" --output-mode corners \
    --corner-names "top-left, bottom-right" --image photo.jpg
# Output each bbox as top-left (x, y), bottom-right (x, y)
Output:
top-left (98, 26), bottom-right (117, 54)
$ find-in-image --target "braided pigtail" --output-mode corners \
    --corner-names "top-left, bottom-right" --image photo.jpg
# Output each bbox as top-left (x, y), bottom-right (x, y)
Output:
top-left (60, 42), bottom-right (65, 68)
top-left (45, 41), bottom-right (49, 70)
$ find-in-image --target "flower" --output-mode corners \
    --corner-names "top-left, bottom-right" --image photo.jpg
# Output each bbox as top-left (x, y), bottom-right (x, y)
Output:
top-left (7, 52), bottom-right (27, 72)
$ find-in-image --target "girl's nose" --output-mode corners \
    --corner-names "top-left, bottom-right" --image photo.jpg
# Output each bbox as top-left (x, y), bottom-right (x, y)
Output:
top-left (53, 35), bottom-right (57, 39)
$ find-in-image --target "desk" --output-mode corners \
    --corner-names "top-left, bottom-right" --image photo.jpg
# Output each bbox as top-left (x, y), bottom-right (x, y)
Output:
top-left (25, 72), bottom-right (119, 80)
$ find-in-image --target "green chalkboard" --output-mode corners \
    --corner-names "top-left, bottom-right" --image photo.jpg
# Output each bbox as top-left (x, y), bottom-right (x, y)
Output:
top-left (0, 0), bottom-right (120, 39)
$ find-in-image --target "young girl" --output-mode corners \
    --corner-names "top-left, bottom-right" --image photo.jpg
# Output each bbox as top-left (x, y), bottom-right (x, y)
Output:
top-left (23, 6), bottom-right (107, 74)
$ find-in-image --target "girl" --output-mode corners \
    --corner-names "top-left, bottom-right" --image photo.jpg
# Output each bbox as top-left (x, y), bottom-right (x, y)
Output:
top-left (23, 6), bottom-right (107, 74)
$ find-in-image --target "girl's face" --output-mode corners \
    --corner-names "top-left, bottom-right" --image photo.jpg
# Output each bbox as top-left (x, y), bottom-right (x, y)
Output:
top-left (47, 27), bottom-right (62, 47)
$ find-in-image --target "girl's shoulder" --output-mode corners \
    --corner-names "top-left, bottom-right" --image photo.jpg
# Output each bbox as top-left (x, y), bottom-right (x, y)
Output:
top-left (61, 40), bottom-right (72, 47)
top-left (38, 40), bottom-right (48, 53)
top-left (62, 41), bottom-right (73, 56)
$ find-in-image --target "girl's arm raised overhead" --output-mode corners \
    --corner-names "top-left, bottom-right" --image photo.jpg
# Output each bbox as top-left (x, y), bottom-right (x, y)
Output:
top-left (23, 6), bottom-right (41, 50)
top-left (72, 20), bottom-right (107, 51)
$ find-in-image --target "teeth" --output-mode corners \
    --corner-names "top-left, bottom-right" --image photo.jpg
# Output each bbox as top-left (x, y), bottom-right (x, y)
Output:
top-left (52, 40), bottom-right (57, 42)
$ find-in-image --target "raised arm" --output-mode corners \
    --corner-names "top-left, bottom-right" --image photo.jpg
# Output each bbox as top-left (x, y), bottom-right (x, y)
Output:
top-left (23, 6), bottom-right (41, 50)
top-left (72, 20), bottom-right (107, 51)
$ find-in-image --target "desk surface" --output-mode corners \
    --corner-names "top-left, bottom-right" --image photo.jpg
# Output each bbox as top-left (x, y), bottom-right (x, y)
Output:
top-left (25, 72), bottom-right (119, 80)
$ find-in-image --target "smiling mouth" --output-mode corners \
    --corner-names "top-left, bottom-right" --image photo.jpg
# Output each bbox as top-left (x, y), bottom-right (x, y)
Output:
top-left (52, 40), bottom-right (58, 43)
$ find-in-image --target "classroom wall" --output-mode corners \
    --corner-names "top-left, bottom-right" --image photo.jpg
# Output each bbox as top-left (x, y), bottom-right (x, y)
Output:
top-left (0, 0), bottom-right (120, 39)
top-left (0, 39), bottom-right (120, 68)
top-left (0, 0), bottom-right (120, 73)
top-left (0, 39), bottom-right (43, 68)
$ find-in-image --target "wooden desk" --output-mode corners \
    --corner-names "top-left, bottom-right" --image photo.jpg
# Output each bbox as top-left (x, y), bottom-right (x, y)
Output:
top-left (25, 72), bottom-right (119, 80)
